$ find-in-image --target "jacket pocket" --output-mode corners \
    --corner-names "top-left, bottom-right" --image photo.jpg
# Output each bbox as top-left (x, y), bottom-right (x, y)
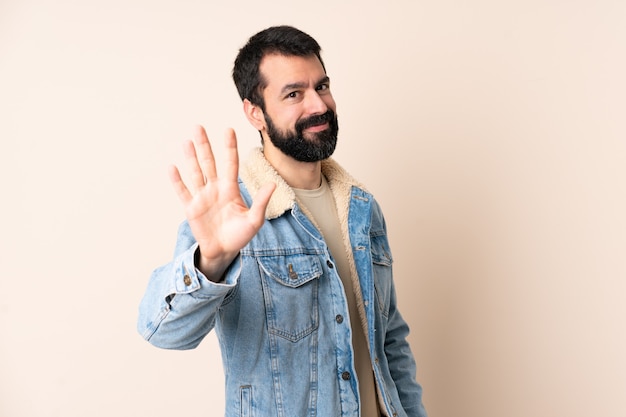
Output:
top-left (239, 385), bottom-right (252, 417)
top-left (257, 253), bottom-right (322, 342)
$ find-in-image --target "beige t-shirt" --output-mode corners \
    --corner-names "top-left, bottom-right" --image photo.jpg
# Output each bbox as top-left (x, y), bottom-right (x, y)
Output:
top-left (294, 176), bottom-right (381, 417)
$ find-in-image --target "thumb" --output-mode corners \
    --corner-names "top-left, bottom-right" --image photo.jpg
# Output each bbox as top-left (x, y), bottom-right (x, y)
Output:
top-left (248, 182), bottom-right (276, 227)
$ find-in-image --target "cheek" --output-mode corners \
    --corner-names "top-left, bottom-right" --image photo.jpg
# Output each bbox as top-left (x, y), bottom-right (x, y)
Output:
top-left (266, 108), bottom-right (299, 131)
top-left (324, 95), bottom-right (337, 112)
top-left (286, 111), bottom-right (306, 129)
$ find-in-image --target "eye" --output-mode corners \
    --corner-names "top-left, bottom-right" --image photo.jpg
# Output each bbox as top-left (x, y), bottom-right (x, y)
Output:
top-left (316, 83), bottom-right (329, 92)
top-left (285, 91), bottom-right (299, 99)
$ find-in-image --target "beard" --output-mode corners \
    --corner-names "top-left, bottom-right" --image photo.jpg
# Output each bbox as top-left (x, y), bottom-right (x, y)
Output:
top-left (265, 109), bottom-right (339, 162)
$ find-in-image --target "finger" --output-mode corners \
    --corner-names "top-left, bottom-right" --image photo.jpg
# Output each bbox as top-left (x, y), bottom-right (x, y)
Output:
top-left (168, 164), bottom-right (192, 205)
top-left (183, 139), bottom-right (205, 193)
top-left (193, 125), bottom-right (218, 182)
top-left (248, 182), bottom-right (276, 228)
top-left (223, 128), bottom-right (240, 183)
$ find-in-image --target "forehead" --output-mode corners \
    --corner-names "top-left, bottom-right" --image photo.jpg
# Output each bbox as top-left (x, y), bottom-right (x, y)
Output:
top-left (259, 54), bottom-right (326, 92)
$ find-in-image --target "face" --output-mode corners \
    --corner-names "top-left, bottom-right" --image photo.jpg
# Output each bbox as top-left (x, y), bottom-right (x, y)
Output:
top-left (258, 54), bottom-right (339, 162)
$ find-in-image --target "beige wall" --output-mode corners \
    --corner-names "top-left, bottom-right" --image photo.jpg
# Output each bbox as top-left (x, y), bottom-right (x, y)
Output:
top-left (1, 1), bottom-right (625, 416)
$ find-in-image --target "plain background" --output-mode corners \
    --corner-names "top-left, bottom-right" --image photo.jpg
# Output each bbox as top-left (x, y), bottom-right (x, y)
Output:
top-left (1, 1), bottom-right (625, 416)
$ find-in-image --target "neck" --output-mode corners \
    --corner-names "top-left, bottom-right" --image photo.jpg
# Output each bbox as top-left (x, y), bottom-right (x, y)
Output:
top-left (262, 142), bottom-right (322, 190)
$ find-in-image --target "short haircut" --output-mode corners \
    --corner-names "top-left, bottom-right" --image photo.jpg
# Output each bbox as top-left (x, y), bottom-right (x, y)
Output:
top-left (232, 25), bottom-right (326, 110)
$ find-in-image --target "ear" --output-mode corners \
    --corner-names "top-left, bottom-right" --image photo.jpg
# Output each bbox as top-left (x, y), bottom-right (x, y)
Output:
top-left (243, 99), bottom-right (266, 131)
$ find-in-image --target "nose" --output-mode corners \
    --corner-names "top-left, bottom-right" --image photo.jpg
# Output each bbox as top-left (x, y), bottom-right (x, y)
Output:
top-left (303, 89), bottom-right (329, 116)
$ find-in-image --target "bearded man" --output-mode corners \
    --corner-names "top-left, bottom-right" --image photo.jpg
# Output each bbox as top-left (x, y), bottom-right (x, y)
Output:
top-left (138, 25), bottom-right (427, 417)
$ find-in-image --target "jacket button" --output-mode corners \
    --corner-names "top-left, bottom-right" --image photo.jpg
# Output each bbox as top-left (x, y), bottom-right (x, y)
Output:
top-left (335, 315), bottom-right (344, 324)
top-left (326, 260), bottom-right (334, 268)
top-left (183, 275), bottom-right (192, 286)
top-left (341, 371), bottom-right (351, 380)
top-left (288, 263), bottom-right (298, 279)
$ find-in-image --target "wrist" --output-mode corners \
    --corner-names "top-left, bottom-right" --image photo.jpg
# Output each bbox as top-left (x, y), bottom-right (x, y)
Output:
top-left (194, 247), bottom-right (233, 282)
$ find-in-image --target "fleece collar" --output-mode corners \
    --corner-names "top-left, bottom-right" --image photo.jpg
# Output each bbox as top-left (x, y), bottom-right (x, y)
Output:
top-left (240, 147), bottom-right (367, 220)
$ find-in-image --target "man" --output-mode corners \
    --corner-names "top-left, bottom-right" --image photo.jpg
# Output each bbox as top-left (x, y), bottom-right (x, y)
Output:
top-left (138, 25), bottom-right (427, 417)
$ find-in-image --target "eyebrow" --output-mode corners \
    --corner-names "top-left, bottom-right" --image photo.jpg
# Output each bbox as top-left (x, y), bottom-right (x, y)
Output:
top-left (279, 75), bottom-right (330, 96)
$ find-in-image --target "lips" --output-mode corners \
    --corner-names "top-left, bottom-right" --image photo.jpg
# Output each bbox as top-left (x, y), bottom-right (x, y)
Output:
top-left (304, 122), bottom-right (330, 132)
top-left (297, 110), bottom-right (334, 132)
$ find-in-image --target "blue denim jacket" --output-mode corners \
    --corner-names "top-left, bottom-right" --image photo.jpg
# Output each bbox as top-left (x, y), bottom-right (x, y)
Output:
top-left (137, 149), bottom-right (427, 417)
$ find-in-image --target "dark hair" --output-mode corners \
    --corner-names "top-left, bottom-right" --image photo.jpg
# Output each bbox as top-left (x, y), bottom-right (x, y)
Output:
top-left (232, 25), bottom-right (325, 110)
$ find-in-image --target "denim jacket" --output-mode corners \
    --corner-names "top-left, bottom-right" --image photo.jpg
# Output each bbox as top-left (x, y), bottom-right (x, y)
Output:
top-left (137, 149), bottom-right (427, 417)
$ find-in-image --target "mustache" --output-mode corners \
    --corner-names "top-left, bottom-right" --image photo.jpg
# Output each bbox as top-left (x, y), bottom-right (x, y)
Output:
top-left (296, 110), bottom-right (336, 131)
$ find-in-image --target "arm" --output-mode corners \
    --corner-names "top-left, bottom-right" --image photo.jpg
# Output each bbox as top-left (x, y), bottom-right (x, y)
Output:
top-left (371, 201), bottom-right (427, 416)
top-left (137, 126), bottom-right (274, 349)
top-left (384, 279), bottom-right (428, 417)
top-left (136, 222), bottom-right (240, 350)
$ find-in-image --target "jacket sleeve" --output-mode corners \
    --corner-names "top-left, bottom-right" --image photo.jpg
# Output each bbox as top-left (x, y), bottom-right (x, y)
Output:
top-left (368, 198), bottom-right (427, 417)
top-left (384, 278), bottom-right (428, 417)
top-left (136, 221), bottom-right (241, 350)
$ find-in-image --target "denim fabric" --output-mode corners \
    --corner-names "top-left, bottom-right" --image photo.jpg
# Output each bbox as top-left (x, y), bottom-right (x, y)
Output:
top-left (138, 173), bottom-right (427, 417)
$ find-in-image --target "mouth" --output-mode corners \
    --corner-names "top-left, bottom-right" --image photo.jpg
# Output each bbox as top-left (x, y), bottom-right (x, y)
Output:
top-left (303, 122), bottom-right (330, 133)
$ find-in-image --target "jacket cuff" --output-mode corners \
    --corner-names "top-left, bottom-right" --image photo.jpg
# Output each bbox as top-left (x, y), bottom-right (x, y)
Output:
top-left (173, 243), bottom-right (240, 295)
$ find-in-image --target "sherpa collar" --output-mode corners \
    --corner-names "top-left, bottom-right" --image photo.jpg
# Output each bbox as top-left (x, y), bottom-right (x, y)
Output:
top-left (239, 147), bottom-right (367, 220)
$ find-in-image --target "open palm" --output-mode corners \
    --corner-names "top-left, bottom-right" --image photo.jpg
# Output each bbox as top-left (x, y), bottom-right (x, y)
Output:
top-left (169, 126), bottom-right (275, 279)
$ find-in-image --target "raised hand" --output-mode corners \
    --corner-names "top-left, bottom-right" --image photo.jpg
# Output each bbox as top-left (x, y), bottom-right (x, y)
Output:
top-left (168, 126), bottom-right (275, 281)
